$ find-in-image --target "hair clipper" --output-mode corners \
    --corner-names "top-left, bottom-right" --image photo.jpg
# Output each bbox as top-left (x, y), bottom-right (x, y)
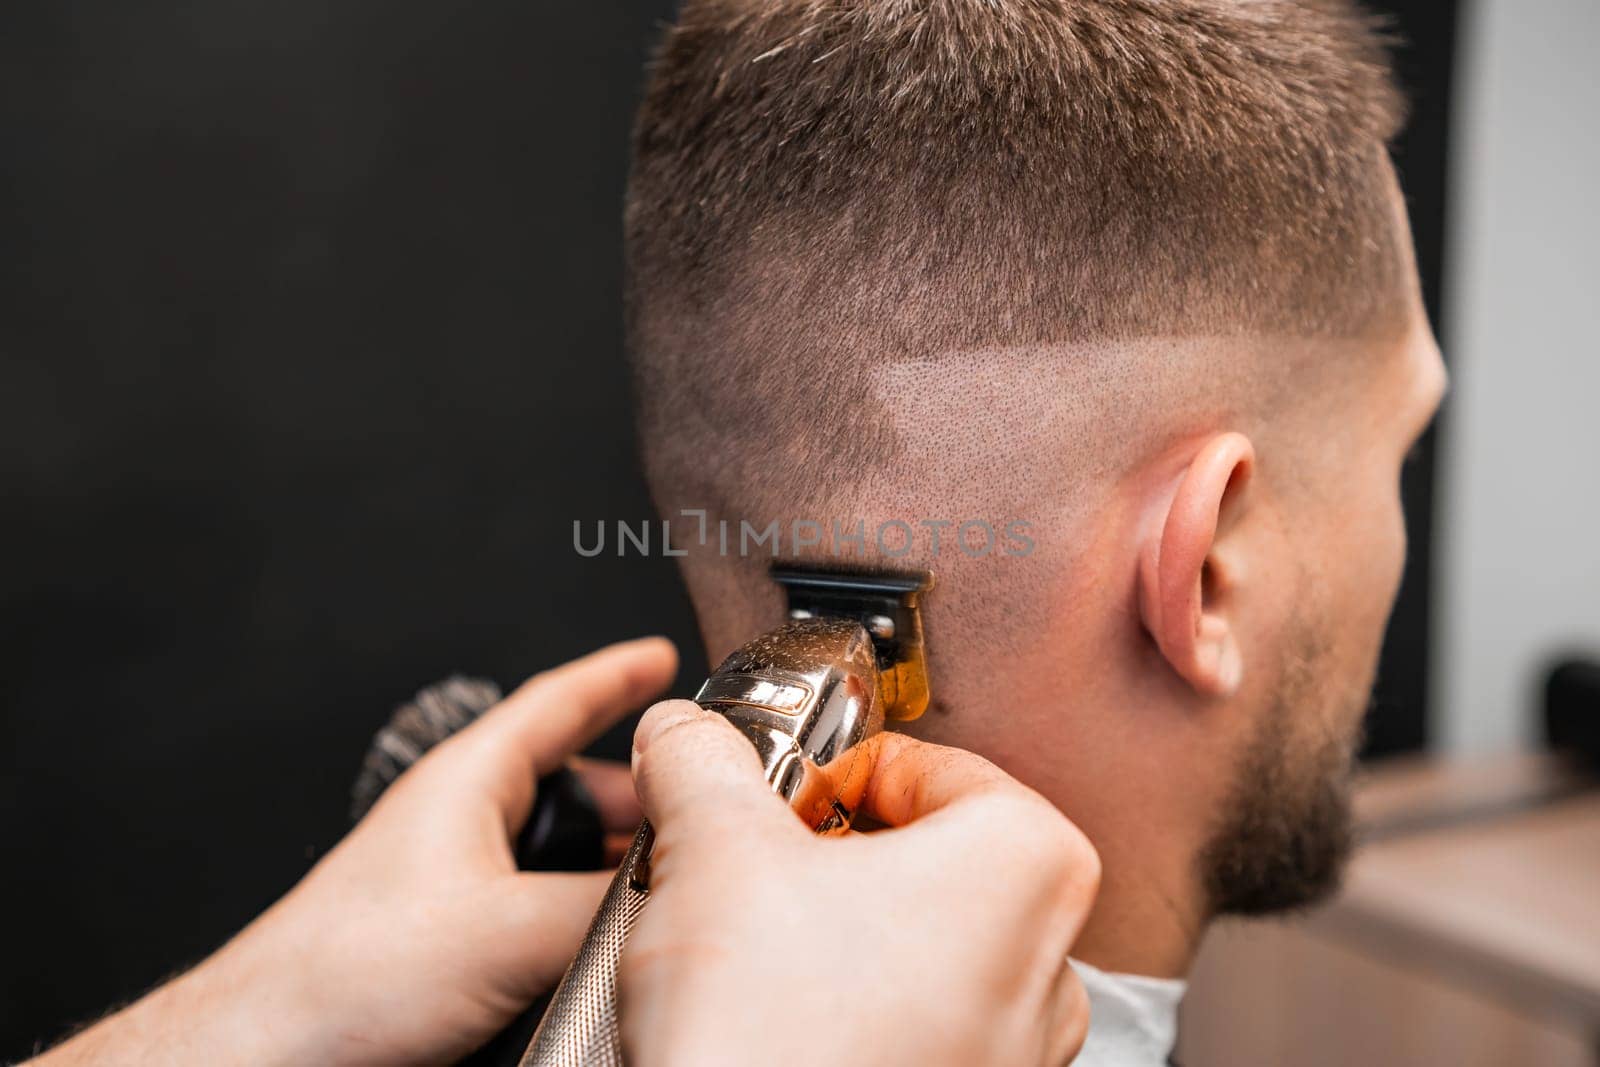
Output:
top-left (520, 566), bottom-right (933, 1066)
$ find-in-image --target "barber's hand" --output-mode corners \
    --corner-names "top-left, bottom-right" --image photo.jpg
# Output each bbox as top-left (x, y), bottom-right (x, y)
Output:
top-left (31, 637), bottom-right (677, 1067)
top-left (620, 701), bottom-right (1099, 1067)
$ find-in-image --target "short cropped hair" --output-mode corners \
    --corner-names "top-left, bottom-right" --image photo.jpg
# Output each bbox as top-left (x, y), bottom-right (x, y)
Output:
top-left (626, 0), bottom-right (1406, 542)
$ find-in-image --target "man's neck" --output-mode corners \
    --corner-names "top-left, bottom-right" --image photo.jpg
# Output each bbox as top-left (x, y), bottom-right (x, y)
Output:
top-left (1068, 852), bottom-right (1207, 978)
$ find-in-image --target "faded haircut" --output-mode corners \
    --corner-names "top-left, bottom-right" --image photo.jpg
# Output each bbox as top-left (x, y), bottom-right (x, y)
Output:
top-left (624, 0), bottom-right (1407, 581)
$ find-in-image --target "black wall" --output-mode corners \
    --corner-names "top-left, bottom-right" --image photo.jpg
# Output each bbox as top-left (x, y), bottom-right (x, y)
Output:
top-left (0, 3), bottom-right (691, 1056)
top-left (0, 1), bottom-right (1453, 1057)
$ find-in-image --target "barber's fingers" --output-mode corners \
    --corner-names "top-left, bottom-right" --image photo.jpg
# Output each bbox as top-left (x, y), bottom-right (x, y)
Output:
top-left (571, 757), bottom-right (646, 864)
top-left (631, 700), bottom-right (796, 847)
top-left (861, 733), bottom-right (1101, 910)
top-left (857, 732), bottom-right (1028, 828)
top-left (476, 637), bottom-right (678, 772)
top-left (570, 757), bottom-right (645, 832)
top-left (1044, 965), bottom-right (1092, 1067)
top-left (431, 637), bottom-right (677, 827)
top-left (469, 870), bottom-right (613, 1001)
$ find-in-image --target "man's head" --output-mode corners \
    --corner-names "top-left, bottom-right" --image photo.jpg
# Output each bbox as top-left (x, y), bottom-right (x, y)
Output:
top-left (625, 0), bottom-right (1446, 968)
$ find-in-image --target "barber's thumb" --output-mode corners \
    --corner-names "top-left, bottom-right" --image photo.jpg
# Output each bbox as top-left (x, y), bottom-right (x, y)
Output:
top-left (631, 700), bottom-right (787, 837)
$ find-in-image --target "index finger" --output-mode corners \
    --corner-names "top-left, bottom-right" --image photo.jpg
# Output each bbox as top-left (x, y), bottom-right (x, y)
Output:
top-left (431, 637), bottom-right (677, 828)
top-left (466, 636), bottom-right (679, 775)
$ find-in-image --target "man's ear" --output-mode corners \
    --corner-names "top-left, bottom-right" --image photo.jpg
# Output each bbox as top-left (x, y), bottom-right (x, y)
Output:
top-left (1137, 432), bottom-right (1255, 698)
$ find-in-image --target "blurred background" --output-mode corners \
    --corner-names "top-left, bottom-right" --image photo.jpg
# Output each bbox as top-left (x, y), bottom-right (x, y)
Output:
top-left (1, 1), bottom-right (1595, 1063)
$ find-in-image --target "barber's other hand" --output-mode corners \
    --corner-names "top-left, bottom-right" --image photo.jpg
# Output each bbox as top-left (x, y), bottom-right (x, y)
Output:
top-left (30, 637), bottom-right (676, 1067)
top-left (620, 700), bottom-right (1099, 1067)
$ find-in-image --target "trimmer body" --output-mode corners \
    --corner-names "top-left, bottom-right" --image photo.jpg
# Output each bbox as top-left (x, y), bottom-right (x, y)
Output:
top-left (520, 567), bottom-right (931, 1066)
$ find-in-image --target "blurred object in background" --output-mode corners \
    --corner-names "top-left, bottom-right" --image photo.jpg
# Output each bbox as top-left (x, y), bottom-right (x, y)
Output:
top-left (1546, 657), bottom-right (1600, 771)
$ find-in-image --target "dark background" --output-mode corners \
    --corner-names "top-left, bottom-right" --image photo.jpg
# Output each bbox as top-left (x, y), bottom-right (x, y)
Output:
top-left (0, 1), bottom-right (1455, 1058)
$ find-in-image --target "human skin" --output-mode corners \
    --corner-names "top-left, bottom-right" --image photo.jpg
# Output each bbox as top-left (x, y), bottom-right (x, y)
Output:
top-left (926, 186), bottom-right (1448, 977)
top-left (685, 179), bottom-right (1451, 980)
top-left (27, 638), bottom-right (677, 1067)
top-left (29, 638), bottom-right (1100, 1065)
top-left (621, 699), bottom-right (1098, 1067)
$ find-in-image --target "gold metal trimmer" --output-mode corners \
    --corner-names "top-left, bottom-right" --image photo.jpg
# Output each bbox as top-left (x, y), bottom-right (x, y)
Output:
top-left (520, 565), bottom-right (933, 1066)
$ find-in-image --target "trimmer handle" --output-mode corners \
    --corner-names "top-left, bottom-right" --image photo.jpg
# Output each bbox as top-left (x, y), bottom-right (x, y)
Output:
top-left (520, 822), bottom-right (655, 1065)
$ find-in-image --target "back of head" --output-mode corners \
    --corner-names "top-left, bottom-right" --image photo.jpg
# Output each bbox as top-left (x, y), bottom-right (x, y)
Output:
top-left (625, 0), bottom-right (1407, 689)
top-left (625, 0), bottom-right (1406, 653)
top-left (625, 0), bottom-right (1439, 950)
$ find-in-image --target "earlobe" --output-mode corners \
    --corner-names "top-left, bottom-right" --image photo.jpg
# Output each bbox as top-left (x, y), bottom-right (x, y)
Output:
top-left (1137, 433), bottom-right (1255, 698)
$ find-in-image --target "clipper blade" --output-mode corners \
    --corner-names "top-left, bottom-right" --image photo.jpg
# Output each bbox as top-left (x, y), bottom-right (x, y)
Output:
top-left (770, 565), bottom-right (933, 721)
